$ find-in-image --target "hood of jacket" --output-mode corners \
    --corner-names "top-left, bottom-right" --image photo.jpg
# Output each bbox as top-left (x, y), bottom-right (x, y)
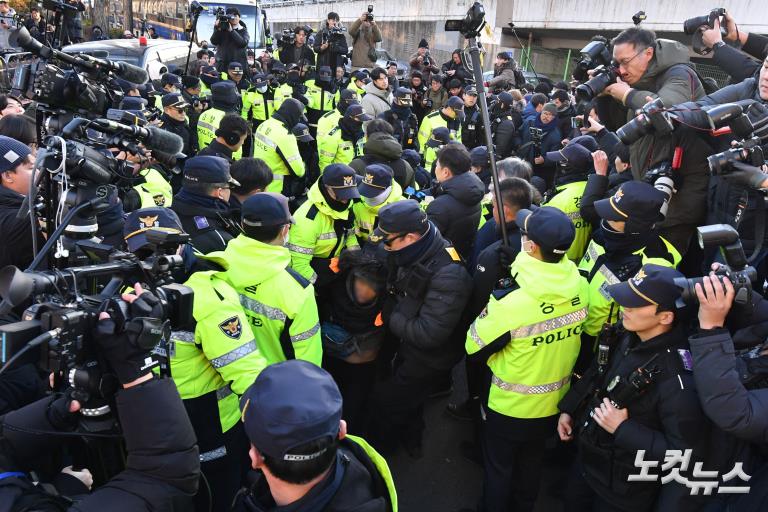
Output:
top-left (203, 234), bottom-right (290, 288)
top-left (308, 181), bottom-right (352, 220)
top-left (363, 132), bottom-right (403, 160)
top-left (0, 185), bottom-right (24, 209)
top-left (438, 171), bottom-right (485, 207)
top-left (633, 39), bottom-right (692, 88)
top-left (510, 251), bottom-right (583, 304)
top-left (364, 81), bottom-right (390, 102)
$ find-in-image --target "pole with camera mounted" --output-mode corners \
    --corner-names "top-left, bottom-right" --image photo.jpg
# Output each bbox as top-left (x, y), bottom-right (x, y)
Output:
top-left (0, 24), bottom-right (194, 483)
top-left (446, 2), bottom-right (508, 246)
top-left (39, 0), bottom-right (80, 49)
top-left (185, 1), bottom-right (205, 74)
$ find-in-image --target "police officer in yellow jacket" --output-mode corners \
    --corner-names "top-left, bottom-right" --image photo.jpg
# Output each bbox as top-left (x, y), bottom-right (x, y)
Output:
top-left (576, 181), bottom-right (680, 369)
top-left (253, 98), bottom-right (307, 197)
top-left (542, 142), bottom-right (593, 262)
top-left (353, 163), bottom-right (403, 242)
top-left (201, 193), bottom-right (323, 366)
top-left (316, 89), bottom-right (360, 140)
top-left (318, 104), bottom-right (371, 172)
top-left (121, 207), bottom-right (265, 512)
top-left (288, 164), bottom-right (361, 288)
top-left (347, 69), bottom-right (369, 98)
top-left (305, 65), bottom-right (340, 135)
top-left (198, 81), bottom-right (245, 159)
top-left (466, 205), bottom-right (589, 512)
top-left (242, 73), bottom-right (272, 130)
top-left (417, 95), bottom-right (463, 160)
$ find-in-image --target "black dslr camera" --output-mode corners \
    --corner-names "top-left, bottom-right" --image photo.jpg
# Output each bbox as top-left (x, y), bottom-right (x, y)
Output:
top-left (365, 4), bottom-right (374, 22)
top-left (215, 7), bottom-right (235, 28)
top-left (617, 97), bottom-right (674, 145)
top-left (444, 1), bottom-right (486, 38)
top-left (575, 64), bottom-right (619, 102)
top-left (573, 38), bottom-right (611, 82)
top-left (684, 8), bottom-right (727, 55)
top-left (704, 102), bottom-right (768, 175)
top-left (674, 224), bottom-right (757, 306)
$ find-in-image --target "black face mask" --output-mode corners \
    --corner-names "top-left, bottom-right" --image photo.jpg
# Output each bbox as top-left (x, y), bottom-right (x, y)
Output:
top-left (600, 220), bottom-right (648, 255)
top-left (320, 183), bottom-right (350, 212)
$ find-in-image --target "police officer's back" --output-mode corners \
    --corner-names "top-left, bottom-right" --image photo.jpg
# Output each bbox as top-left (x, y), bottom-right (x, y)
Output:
top-left (198, 81), bottom-right (244, 159)
top-left (254, 98), bottom-right (307, 196)
top-left (233, 360), bottom-right (396, 511)
top-left (171, 156), bottom-right (241, 254)
top-left (318, 104), bottom-right (371, 172)
top-left (197, 113), bottom-right (250, 162)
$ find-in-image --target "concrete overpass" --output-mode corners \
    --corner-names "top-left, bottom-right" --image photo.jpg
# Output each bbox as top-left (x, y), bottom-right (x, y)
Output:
top-left (261, 0), bottom-right (767, 79)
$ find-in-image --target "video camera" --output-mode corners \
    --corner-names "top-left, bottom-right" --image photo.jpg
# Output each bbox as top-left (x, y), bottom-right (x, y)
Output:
top-left (684, 7), bottom-right (727, 55)
top-left (573, 38), bottom-right (612, 82)
top-left (42, 0), bottom-right (80, 13)
top-left (575, 63), bottom-right (619, 102)
top-left (215, 6), bottom-right (237, 27)
top-left (365, 5), bottom-right (374, 22)
top-left (445, 1), bottom-right (486, 38)
top-left (279, 28), bottom-right (295, 49)
top-left (189, 0), bottom-right (204, 17)
top-left (675, 224), bottom-right (757, 306)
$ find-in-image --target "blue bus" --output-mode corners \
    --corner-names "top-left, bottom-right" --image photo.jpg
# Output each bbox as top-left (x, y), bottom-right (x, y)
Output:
top-left (131, 0), bottom-right (264, 48)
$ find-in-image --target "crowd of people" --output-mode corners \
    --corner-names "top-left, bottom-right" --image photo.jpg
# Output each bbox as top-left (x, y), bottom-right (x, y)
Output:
top-left (0, 4), bottom-right (767, 512)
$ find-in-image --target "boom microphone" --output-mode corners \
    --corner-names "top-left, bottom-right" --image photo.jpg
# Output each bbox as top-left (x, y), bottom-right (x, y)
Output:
top-left (9, 26), bottom-right (149, 84)
top-left (91, 119), bottom-right (184, 155)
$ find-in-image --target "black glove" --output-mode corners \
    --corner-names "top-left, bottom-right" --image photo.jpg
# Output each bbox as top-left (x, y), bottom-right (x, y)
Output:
top-left (496, 244), bottom-right (518, 268)
top-left (723, 161), bottom-right (768, 190)
top-left (47, 389), bottom-right (80, 431)
top-left (380, 295), bottom-right (397, 325)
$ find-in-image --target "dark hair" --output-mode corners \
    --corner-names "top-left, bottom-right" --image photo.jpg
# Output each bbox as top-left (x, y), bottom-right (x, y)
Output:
top-left (225, 6), bottom-right (240, 16)
top-left (243, 223), bottom-right (284, 243)
top-left (216, 114), bottom-right (250, 141)
top-left (534, 82), bottom-right (551, 95)
top-left (231, 158), bottom-right (273, 196)
top-left (539, 248), bottom-right (564, 263)
top-left (260, 436), bottom-right (338, 484)
top-left (369, 67), bottom-right (386, 81)
top-left (614, 142), bottom-right (631, 164)
top-left (612, 27), bottom-right (656, 50)
top-left (197, 49), bottom-right (208, 59)
top-left (327, 12), bottom-right (340, 21)
top-left (530, 93), bottom-right (548, 108)
top-left (339, 250), bottom-right (388, 296)
top-left (0, 115), bottom-right (36, 145)
top-left (0, 95), bottom-right (21, 112)
top-left (436, 144), bottom-right (471, 176)
top-left (366, 118), bottom-right (393, 137)
top-left (554, 80), bottom-right (569, 91)
top-left (294, 26), bottom-right (306, 35)
top-left (498, 177), bottom-right (532, 211)
top-left (551, 89), bottom-right (569, 103)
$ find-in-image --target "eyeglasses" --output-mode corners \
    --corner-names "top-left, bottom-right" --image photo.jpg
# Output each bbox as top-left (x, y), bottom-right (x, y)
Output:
top-left (613, 48), bottom-right (646, 68)
top-left (383, 233), bottom-right (407, 247)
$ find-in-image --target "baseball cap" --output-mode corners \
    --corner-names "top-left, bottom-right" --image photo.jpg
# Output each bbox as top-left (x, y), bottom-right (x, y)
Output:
top-left (119, 95), bottom-right (148, 111)
top-left (446, 96), bottom-right (465, 110)
top-left (183, 156), bottom-right (240, 186)
top-left (161, 92), bottom-right (190, 109)
top-left (545, 142), bottom-right (592, 170)
top-left (322, 164), bottom-right (361, 201)
top-left (242, 192), bottom-right (294, 227)
top-left (182, 75), bottom-right (200, 89)
top-left (516, 205), bottom-right (575, 254)
top-left (470, 146), bottom-right (490, 168)
top-left (594, 181), bottom-right (667, 224)
top-left (351, 70), bottom-right (369, 82)
top-left (497, 91), bottom-right (514, 105)
top-left (393, 87), bottom-right (412, 99)
top-left (426, 127), bottom-right (451, 148)
top-left (228, 61), bottom-right (244, 74)
top-left (123, 207), bottom-right (184, 253)
top-left (200, 65), bottom-right (218, 76)
top-left (0, 136), bottom-right (31, 173)
top-left (114, 78), bottom-right (140, 94)
top-left (402, 149), bottom-right (422, 169)
top-left (464, 85), bottom-right (478, 96)
top-left (161, 73), bottom-right (182, 87)
top-left (252, 73), bottom-right (269, 89)
top-left (570, 134), bottom-right (599, 153)
top-left (372, 200), bottom-right (429, 241)
top-left (211, 81), bottom-right (239, 106)
top-left (292, 123), bottom-right (314, 142)
top-left (240, 360), bottom-right (342, 460)
top-left (607, 264), bottom-right (684, 310)
top-left (358, 164), bottom-right (394, 199)
top-left (344, 104), bottom-right (373, 123)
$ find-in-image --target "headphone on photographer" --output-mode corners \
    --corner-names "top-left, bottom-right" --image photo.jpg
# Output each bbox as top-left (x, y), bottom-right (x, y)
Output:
top-left (216, 126), bottom-right (242, 146)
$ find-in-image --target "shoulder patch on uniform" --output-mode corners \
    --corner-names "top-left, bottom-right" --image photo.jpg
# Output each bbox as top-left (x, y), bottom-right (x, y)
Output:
top-left (678, 349), bottom-right (693, 371)
top-left (219, 316), bottom-right (243, 339)
top-left (329, 126), bottom-right (340, 136)
top-left (478, 306), bottom-right (488, 319)
top-left (285, 266), bottom-right (311, 288)
top-left (445, 247), bottom-right (461, 262)
top-left (153, 194), bottom-right (166, 206)
top-left (194, 216), bottom-right (210, 229)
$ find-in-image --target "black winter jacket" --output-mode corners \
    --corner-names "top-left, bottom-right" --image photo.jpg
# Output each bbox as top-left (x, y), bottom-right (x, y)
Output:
top-left (0, 378), bottom-right (199, 511)
top-left (171, 192), bottom-right (240, 254)
top-left (211, 21), bottom-right (250, 74)
top-left (0, 186), bottom-right (43, 271)
top-left (349, 132), bottom-right (415, 190)
top-left (426, 171), bottom-right (485, 259)
top-left (388, 225), bottom-right (473, 371)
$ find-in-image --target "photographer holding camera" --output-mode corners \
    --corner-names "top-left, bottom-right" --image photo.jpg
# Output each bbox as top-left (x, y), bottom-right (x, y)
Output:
top-left (0, 285), bottom-right (200, 510)
top-left (409, 40), bottom-right (440, 84)
top-left (349, 8), bottom-right (382, 71)
top-left (279, 26), bottom-right (315, 67)
top-left (595, 27), bottom-right (708, 255)
top-left (210, 7), bottom-right (250, 76)
top-left (314, 12), bottom-right (349, 77)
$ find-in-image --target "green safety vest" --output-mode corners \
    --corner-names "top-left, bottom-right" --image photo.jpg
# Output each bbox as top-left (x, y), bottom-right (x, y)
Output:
top-left (417, 110), bottom-right (461, 169)
top-left (477, 196), bottom-right (492, 230)
top-left (352, 182), bottom-right (404, 241)
top-left (317, 109), bottom-right (342, 139)
top-left (272, 83), bottom-right (294, 112)
top-left (466, 251), bottom-right (589, 419)
top-left (305, 80), bottom-right (339, 117)
top-left (253, 117), bottom-right (305, 194)
top-left (577, 237), bottom-right (681, 336)
top-left (201, 235), bottom-right (323, 366)
top-left (346, 435), bottom-right (398, 512)
top-left (288, 182), bottom-right (360, 283)
top-left (543, 180), bottom-right (591, 263)
top-left (197, 107), bottom-right (243, 160)
top-left (171, 270), bottom-right (268, 434)
top-left (317, 125), bottom-right (365, 173)
top-left (243, 88), bottom-right (271, 122)
top-left (347, 81), bottom-right (366, 97)
top-left (134, 167), bottom-right (173, 208)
